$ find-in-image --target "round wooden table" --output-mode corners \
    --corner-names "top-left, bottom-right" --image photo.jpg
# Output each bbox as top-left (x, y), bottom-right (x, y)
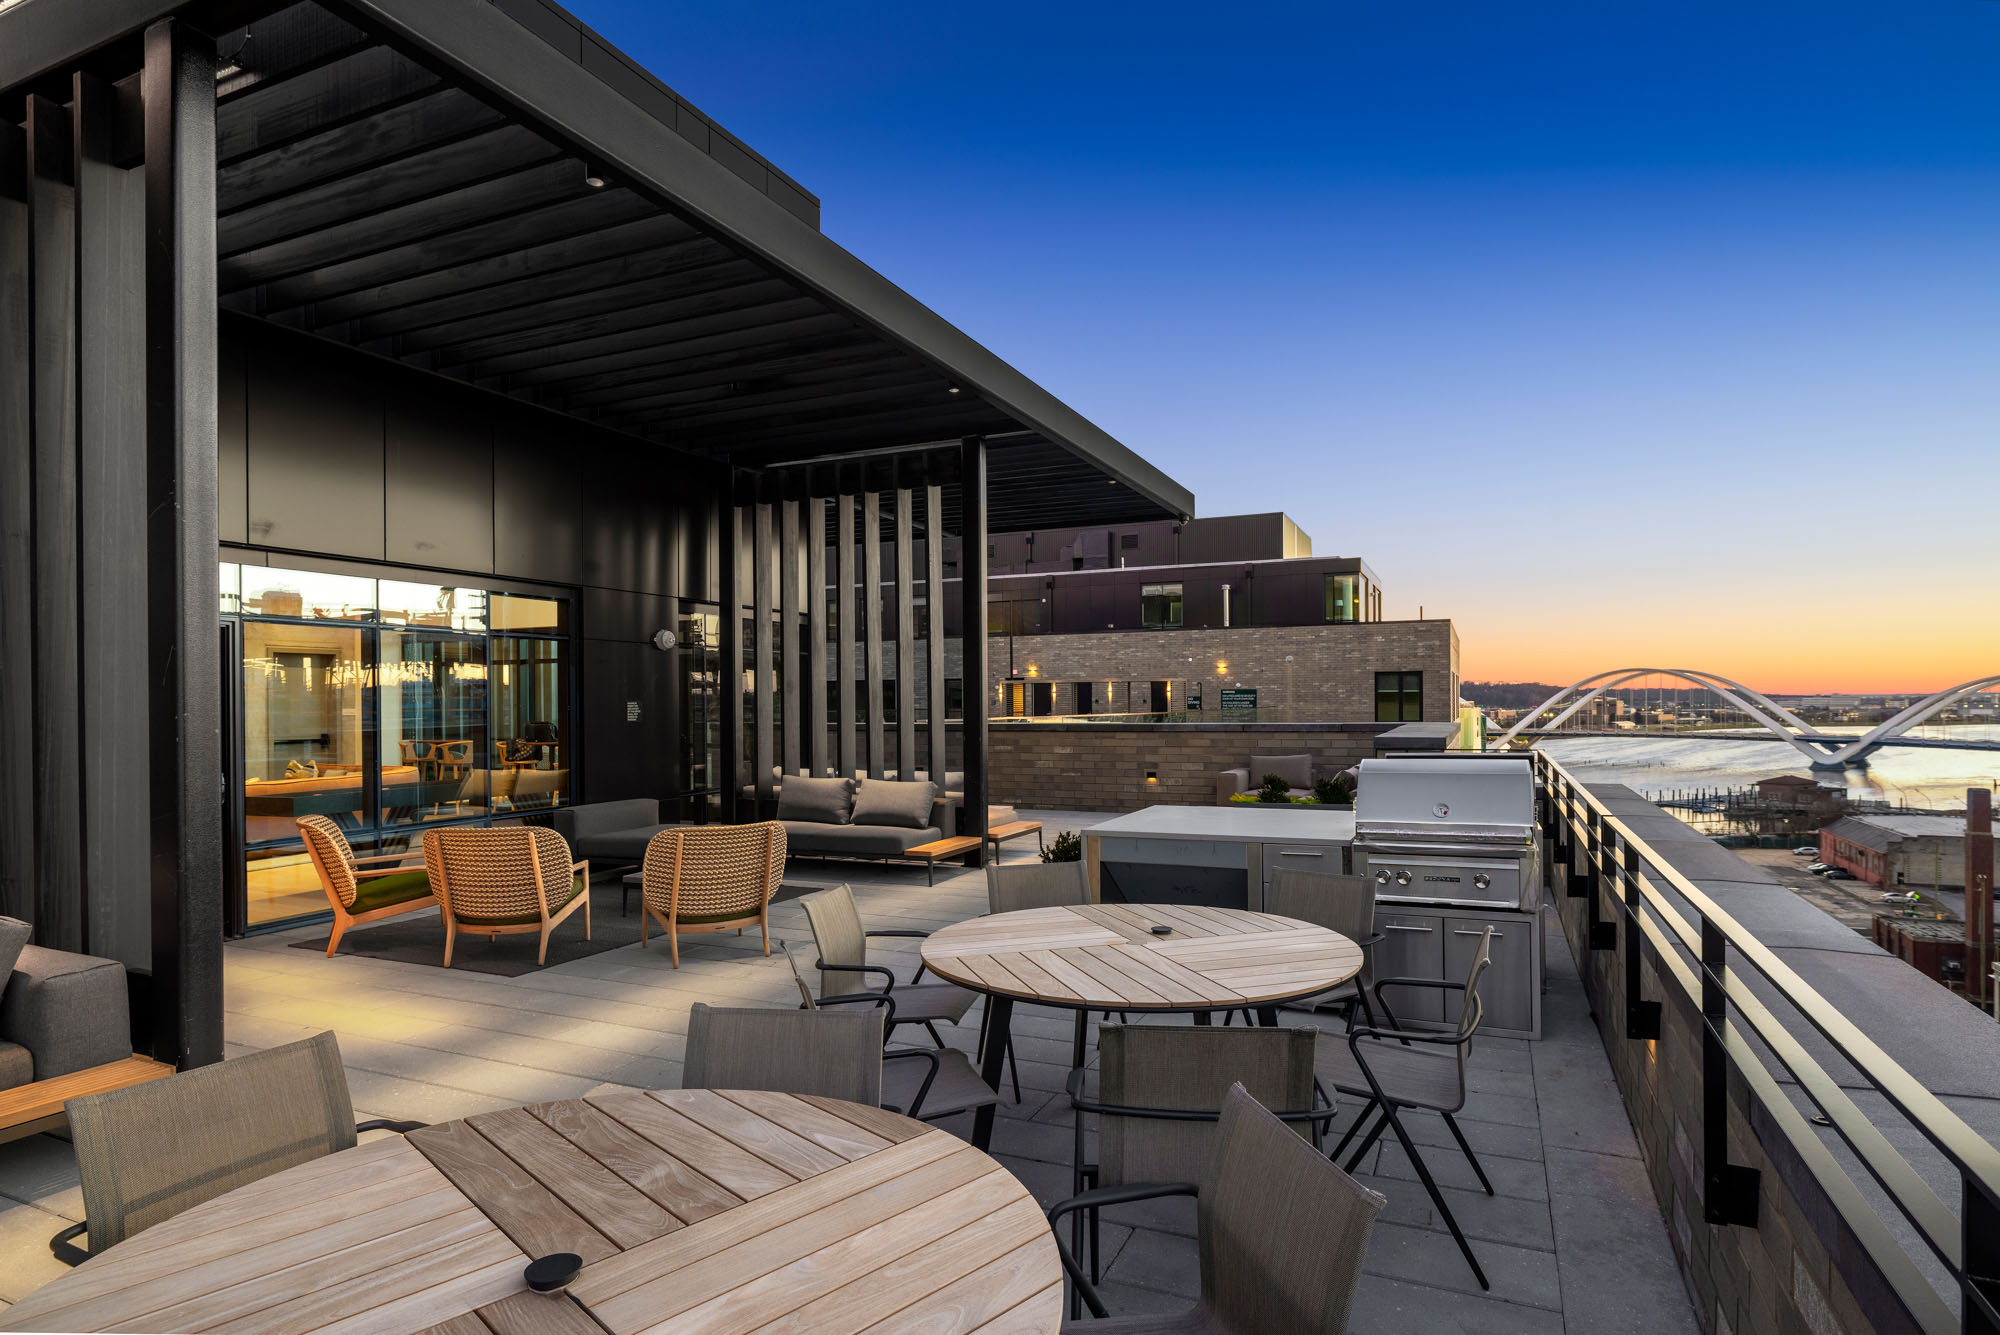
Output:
top-left (1, 1090), bottom-right (1061, 1335)
top-left (921, 903), bottom-right (1364, 1150)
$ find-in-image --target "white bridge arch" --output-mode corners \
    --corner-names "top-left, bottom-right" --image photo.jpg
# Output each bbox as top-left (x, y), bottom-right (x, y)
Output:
top-left (1490, 669), bottom-right (2000, 768)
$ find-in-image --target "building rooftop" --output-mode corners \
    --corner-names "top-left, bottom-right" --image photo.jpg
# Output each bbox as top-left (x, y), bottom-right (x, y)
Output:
top-left (1826, 813), bottom-right (1969, 850)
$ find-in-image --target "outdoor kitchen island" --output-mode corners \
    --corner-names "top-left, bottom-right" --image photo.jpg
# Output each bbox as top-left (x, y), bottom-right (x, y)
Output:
top-left (1084, 805), bottom-right (1355, 912)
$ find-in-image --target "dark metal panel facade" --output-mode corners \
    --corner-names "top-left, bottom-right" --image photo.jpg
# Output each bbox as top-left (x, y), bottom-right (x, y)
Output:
top-left (245, 341), bottom-right (385, 559)
top-left (493, 416), bottom-right (582, 583)
top-left (385, 380), bottom-right (494, 573)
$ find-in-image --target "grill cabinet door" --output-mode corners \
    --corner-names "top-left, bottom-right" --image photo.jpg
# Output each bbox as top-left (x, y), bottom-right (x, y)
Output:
top-left (1445, 914), bottom-right (1533, 1034)
top-left (1374, 911), bottom-right (1445, 1023)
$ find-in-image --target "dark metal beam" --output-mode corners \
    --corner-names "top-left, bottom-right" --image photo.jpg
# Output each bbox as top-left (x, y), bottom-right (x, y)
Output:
top-left (144, 16), bottom-right (223, 1069)
top-left (216, 43), bottom-right (439, 163)
top-left (894, 487), bottom-right (915, 784)
top-left (805, 496), bottom-right (827, 779)
top-left (218, 85), bottom-right (505, 211)
top-left (488, 311), bottom-right (851, 393)
top-left (862, 488), bottom-right (883, 779)
top-left (958, 436), bottom-right (988, 866)
top-left (835, 488), bottom-right (856, 778)
top-left (925, 481), bottom-right (948, 793)
top-left (27, 92), bottom-right (83, 951)
top-left (430, 276), bottom-right (796, 370)
top-left (752, 499), bottom-right (773, 810)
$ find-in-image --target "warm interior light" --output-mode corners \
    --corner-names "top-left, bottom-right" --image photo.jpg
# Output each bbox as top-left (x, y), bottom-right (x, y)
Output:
top-left (1216, 660), bottom-right (1228, 673)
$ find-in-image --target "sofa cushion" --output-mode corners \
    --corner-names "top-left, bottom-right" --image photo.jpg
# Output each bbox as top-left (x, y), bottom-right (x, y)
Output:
top-left (573, 824), bottom-right (680, 863)
top-left (0, 945), bottom-right (131, 1079)
top-left (0, 916), bottom-right (30, 996)
top-left (0, 1040), bottom-right (29, 1093)
top-left (348, 870), bottom-right (435, 915)
top-left (782, 821), bottom-right (942, 858)
top-left (777, 776), bottom-right (854, 825)
top-left (851, 778), bottom-right (936, 830)
top-left (1250, 754), bottom-right (1313, 790)
top-left (554, 799), bottom-right (661, 844)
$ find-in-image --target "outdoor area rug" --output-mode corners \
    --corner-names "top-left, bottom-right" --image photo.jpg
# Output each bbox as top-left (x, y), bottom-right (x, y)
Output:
top-left (287, 880), bottom-right (818, 977)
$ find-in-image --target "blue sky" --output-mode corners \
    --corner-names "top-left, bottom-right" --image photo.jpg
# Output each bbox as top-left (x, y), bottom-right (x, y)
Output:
top-left (567, 0), bottom-right (2000, 689)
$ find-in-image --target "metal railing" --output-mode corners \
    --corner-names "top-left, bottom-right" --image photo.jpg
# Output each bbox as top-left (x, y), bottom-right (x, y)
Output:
top-left (1534, 751), bottom-right (2000, 1334)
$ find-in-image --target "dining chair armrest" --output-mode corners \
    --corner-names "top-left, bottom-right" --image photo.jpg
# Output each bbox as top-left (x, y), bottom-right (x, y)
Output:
top-left (1349, 1023), bottom-right (1474, 1052)
top-left (49, 1221), bottom-right (88, 1267)
top-left (882, 1047), bottom-right (940, 1117)
top-left (571, 859), bottom-right (589, 875)
top-left (356, 1118), bottom-right (428, 1134)
top-left (813, 990), bottom-right (899, 1025)
top-left (1046, 1182), bottom-right (1200, 1319)
top-left (814, 959), bottom-right (900, 993)
top-left (1356, 930), bottom-right (1386, 949)
top-left (1371, 974), bottom-right (1464, 1014)
top-left (865, 929), bottom-right (931, 939)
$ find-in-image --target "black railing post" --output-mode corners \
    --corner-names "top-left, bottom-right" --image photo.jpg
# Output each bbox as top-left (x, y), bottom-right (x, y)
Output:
top-left (1700, 912), bottom-right (1760, 1226)
top-left (1623, 837), bottom-right (1661, 1039)
top-left (1586, 808), bottom-right (1615, 950)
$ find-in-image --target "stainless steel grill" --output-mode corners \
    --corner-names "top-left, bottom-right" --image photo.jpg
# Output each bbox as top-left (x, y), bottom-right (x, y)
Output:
top-left (1354, 757), bottom-right (1542, 910)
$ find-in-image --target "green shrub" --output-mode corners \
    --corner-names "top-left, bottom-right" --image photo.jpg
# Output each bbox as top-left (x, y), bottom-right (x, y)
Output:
top-left (1314, 774), bottom-right (1355, 805)
top-left (1256, 773), bottom-right (1292, 803)
top-left (1041, 830), bottom-right (1082, 863)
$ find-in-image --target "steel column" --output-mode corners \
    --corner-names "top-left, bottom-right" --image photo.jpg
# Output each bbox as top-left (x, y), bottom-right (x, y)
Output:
top-left (924, 482), bottom-right (948, 789)
top-left (958, 437), bottom-right (988, 863)
top-left (752, 499), bottom-right (774, 810)
top-left (0, 121), bottom-right (31, 929)
top-left (779, 496), bottom-right (801, 777)
top-left (893, 486), bottom-right (916, 781)
top-left (143, 17), bottom-right (222, 1068)
top-left (719, 493), bottom-right (743, 822)
top-left (805, 496), bottom-right (827, 777)
top-left (862, 488), bottom-right (883, 778)
top-left (835, 488), bottom-right (856, 778)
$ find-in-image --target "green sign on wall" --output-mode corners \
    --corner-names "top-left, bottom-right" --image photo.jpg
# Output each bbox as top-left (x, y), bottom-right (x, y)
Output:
top-left (1219, 688), bottom-right (1258, 711)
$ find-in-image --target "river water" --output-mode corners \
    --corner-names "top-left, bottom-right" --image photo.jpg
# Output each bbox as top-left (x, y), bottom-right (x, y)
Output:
top-left (1536, 726), bottom-right (2000, 810)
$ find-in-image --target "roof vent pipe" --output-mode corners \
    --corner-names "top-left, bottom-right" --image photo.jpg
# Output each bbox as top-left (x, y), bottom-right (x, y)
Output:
top-left (1221, 582), bottom-right (1231, 628)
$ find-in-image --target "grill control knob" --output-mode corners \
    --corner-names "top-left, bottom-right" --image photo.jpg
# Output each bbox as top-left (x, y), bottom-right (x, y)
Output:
top-left (1394, 870), bottom-right (1412, 886)
top-left (1375, 870), bottom-right (1391, 885)
top-left (1472, 873), bottom-right (1491, 891)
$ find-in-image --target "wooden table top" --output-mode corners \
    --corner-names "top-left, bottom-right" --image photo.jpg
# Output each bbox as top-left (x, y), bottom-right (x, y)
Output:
top-left (2, 1090), bottom-right (1060, 1335)
top-left (920, 903), bottom-right (1364, 1012)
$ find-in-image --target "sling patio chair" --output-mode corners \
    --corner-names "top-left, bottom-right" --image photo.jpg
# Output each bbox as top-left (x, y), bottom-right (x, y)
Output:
top-left (422, 825), bottom-right (590, 967)
top-left (1318, 924), bottom-right (1497, 1290)
top-left (1058, 1023), bottom-right (1337, 1318)
top-left (639, 822), bottom-right (785, 967)
top-left (50, 1031), bottom-right (423, 1265)
top-left (692, 974), bottom-right (997, 1124)
top-left (295, 815), bottom-right (437, 957)
top-left (1223, 868), bottom-right (1383, 1028)
top-left (800, 883), bottom-right (1020, 1097)
top-left (984, 860), bottom-right (1129, 1072)
top-left (1050, 1082), bottom-right (1382, 1333)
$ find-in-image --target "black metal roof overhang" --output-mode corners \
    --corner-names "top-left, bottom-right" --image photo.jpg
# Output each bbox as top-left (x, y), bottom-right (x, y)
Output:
top-left (0, 0), bottom-right (1195, 533)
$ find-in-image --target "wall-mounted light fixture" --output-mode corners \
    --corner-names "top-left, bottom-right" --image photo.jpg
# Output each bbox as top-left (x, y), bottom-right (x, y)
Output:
top-left (582, 161), bottom-right (608, 188)
top-left (1026, 665), bottom-right (1039, 677)
top-left (1216, 660), bottom-right (1228, 674)
top-left (1145, 770), bottom-right (1158, 783)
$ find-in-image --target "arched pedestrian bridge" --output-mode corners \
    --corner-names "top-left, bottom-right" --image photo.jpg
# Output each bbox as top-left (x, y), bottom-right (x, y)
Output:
top-left (1490, 668), bottom-right (2000, 768)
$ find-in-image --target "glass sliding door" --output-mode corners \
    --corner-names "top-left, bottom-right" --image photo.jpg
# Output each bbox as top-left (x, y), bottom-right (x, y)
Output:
top-left (228, 563), bottom-right (572, 931)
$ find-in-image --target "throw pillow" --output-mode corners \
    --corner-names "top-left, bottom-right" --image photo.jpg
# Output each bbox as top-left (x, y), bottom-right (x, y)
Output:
top-left (0, 916), bottom-right (31, 997)
top-left (1249, 754), bottom-right (1312, 790)
top-left (850, 777), bottom-right (936, 830)
top-left (778, 776), bottom-right (855, 825)
top-left (284, 758), bottom-right (319, 779)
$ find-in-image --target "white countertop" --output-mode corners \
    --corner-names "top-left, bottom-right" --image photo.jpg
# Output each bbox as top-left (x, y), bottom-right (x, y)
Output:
top-left (1086, 804), bottom-right (1355, 844)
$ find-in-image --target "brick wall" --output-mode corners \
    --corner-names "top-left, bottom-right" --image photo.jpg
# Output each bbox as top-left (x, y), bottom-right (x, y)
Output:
top-left (988, 620), bottom-right (1459, 722)
top-left (988, 722), bottom-right (1394, 812)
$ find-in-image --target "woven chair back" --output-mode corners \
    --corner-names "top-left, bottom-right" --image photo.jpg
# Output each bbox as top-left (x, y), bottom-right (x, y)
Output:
top-left (984, 860), bottom-right (1089, 914)
top-left (1199, 1084), bottom-right (1385, 1335)
top-left (1095, 1024), bottom-right (1318, 1188)
top-left (423, 825), bottom-right (576, 924)
top-left (67, 1032), bottom-right (358, 1251)
top-left (296, 815), bottom-right (359, 909)
top-left (640, 823), bottom-right (784, 923)
top-left (681, 1003), bottom-right (883, 1105)
top-left (1266, 868), bottom-right (1377, 987)
top-left (800, 884), bottom-right (868, 1000)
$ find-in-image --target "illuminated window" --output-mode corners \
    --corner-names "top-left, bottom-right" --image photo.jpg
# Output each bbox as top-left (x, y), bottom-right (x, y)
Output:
top-left (1140, 583), bottom-right (1183, 629)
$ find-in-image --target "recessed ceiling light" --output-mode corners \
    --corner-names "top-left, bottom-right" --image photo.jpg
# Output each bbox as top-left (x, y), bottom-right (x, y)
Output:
top-left (945, 384), bottom-right (961, 395)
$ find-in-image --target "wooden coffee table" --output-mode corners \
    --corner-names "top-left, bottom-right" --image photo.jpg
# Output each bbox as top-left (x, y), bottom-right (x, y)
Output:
top-left (0, 1090), bottom-right (1061, 1334)
top-left (921, 903), bottom-right (1364, 1151)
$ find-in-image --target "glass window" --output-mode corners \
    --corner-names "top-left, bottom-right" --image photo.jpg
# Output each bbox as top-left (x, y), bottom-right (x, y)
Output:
top-left (491, 635), bottom-right (567, 811)
top-left (1375, 671), bottom-right (1424, 722)
top-left (221, 562), bottom-right (242, 615)
top-left (491, 593), bottom-right (567, 634)
top-left (1325, 573), bottom-right (1360, 623)
top-left (241, 566), bottom-right (376, 621)
top-left (240, 622), bottom-right (370, 927)
top-left (380, 630), bottom-right (490, 824)
top-left (678, 609), bottom-right (720, 799)
top-left (1140, 583), bottom-right (1183, 629)
top-left (379, 581), bottom-right (487, 632)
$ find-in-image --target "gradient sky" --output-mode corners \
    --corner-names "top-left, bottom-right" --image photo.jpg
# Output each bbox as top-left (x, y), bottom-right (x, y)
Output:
top-left (566, 0), bottom-right (2000, 692)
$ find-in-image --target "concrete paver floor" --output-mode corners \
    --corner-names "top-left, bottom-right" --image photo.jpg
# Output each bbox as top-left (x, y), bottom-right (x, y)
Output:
top-left (0, 810), bottom-right (1697, 1333)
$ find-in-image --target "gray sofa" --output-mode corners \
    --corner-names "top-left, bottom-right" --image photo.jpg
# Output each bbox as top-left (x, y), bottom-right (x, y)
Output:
top-left (552, 799), bottom-right (683, 912)
top-left (0, 917), bottom-right (135, 1095)
top-left (1215, 752), bottom-right (1316, 805)
top-left (777, 776), bottom-right (946, 860)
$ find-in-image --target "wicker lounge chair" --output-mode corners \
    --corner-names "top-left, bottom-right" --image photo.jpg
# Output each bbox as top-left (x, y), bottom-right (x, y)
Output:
top-left (422, 826), bottom-right (590, 967)
top-left (295, 815), bottom-right (437, 957)
top-left (50, 1031), bottom-right (422, 1265)
top-left (1051, 1082), bottom-right (1381, 1332)
top-left (638, 823), bottom-right (785, 967)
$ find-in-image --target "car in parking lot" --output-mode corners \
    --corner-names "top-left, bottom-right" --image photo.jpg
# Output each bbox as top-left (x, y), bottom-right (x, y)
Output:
top-left (1806, 862), bottom-right (1833, 875)
top-left (1792, 846), bottom-right (1819, 856)
top-left (1822, 867), bottom-right (1857, 881)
